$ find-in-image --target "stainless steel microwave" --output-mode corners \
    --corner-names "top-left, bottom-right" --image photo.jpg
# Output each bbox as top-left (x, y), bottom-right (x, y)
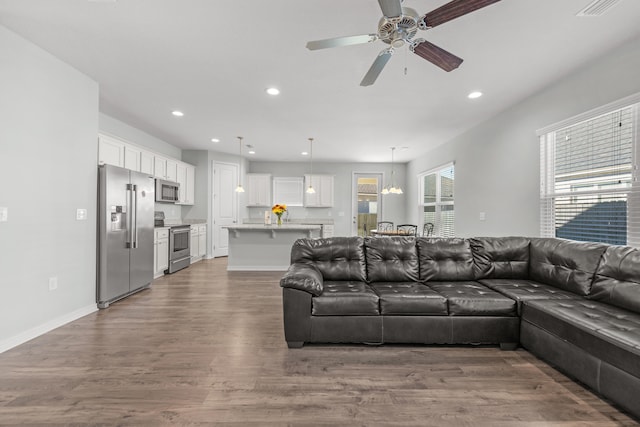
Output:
top-left (155, 179), bottom-right (180, 203)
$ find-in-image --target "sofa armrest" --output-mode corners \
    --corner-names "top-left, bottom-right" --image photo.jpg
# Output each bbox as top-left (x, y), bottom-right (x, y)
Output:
top-left (280, 263), bottom-right (324, 296)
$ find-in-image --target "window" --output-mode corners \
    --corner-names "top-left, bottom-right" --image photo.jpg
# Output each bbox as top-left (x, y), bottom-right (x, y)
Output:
top-left (418, 163), bottom-right (455, 237)
top-left (540, 100), bottom-right (639, 247)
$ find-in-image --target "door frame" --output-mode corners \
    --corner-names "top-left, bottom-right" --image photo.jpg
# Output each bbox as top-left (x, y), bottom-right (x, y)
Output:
top-left (351, 172), bottom-right (385, 236)
top-left (211, 161), bottom-right (240, 257)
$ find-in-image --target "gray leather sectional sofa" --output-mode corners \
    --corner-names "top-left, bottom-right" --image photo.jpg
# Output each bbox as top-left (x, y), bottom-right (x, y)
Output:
top-left (280, 236), bottom-right (640, 419)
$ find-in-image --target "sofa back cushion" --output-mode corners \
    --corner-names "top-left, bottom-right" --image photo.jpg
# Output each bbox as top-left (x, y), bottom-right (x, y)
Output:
top-left (417, 238), bottom-right (475, 281)
top-left (589, 245), bottom-right (640, 314)
top-left (364, 237), bottom-right (419, 282)
top-left (529, 238), bottom-right (607, 296)
top-left (470, 237), bottom-right (530, 280)
top-left (291, 237), bottom-right (367, 282)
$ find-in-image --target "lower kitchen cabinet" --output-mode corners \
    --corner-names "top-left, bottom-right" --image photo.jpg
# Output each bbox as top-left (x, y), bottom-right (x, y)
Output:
top-left (154, 228), bottom-right (169, 278)
top-left (190, 224), bottom-right (207, 263)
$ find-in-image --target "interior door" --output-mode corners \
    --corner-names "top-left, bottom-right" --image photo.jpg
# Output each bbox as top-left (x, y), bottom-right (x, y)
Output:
top-left (351, 173), bottom-right (383, 236)
top-left (213, 162), bottom-right (238, 257)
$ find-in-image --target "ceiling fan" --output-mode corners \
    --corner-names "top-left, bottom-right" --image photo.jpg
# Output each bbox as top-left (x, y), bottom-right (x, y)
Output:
top-left (306, 0), bottom-right (502, 86)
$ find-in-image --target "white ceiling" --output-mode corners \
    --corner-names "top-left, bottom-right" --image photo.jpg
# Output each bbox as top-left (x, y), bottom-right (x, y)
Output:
top-left (1, 0), bottom-right (640, 163)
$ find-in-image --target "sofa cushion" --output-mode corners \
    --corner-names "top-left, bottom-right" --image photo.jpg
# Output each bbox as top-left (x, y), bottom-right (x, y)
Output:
top-left (370, 282), bottom-right (448, 315)
top-left (427, 281), bottom-right (517, 316)
top-left (470, 237), bottom-right (530, 280)
top-left (479, 278), bottom-right (581, 315)
top-left (589, 245), bottom-right (640, 314)
top-left (529, 238), bottom-right (607, 296)
top-left (522, 299), bottom-right (640, 379)
top-left (311, 281), bottom-right (379, 316)
top-left (417, 238), bottom-right (475, 282)
top-left (291, 237), bottom-right (367, 282)
top-left (364, 237), bottom-right (419, 282)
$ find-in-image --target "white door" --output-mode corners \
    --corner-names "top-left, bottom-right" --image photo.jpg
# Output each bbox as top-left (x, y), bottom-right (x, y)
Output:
top-left (351, 173), bottom-right (383, 236)
top-left (213, 162), bottom-right (238, 257)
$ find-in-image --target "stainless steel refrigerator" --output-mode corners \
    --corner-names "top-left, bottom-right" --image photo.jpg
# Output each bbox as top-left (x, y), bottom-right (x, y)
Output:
top-left (97, 164), bottom-right (155, 308)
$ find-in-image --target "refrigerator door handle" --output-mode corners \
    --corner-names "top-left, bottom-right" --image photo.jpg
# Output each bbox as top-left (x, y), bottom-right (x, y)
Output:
top-left (126, 183), bottom-right (134, 248)
top-left (132, 184), bottom-right (138, 249)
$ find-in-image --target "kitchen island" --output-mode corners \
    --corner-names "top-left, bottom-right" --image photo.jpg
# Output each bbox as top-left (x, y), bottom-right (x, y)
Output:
top-left (223, 224), bottom-right (321, 271)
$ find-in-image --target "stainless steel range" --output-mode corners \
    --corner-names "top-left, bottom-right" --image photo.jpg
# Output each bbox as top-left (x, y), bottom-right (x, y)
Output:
top-left (155, 211), bottom-right (191, 274)
top-left (167, 224), bottom-right (191, 273)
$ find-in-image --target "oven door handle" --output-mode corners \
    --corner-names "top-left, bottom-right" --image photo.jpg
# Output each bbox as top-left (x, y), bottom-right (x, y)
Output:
top-left (171, 229), bottom-right (190, 235)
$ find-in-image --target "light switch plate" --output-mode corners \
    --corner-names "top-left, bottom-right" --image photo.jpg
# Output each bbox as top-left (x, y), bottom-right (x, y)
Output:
top-left (49, 277), bottom-right (58, 291)
top-left (479, 212), bottom-right (486, 221)
top-left (0, 207), bottom-right (7, 222)
top-left (76, 208), bottom-right (87, 220)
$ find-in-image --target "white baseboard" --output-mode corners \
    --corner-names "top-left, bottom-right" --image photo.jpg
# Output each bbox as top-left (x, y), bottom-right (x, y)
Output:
top-left (226, 265), bottom-right (288, 271)
top-left (0, 304), bottom-right (97, 354)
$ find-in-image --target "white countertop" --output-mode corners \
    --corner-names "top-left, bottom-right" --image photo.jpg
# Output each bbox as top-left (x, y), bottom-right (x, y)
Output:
top-left (223, 224), bottom-right (321, 231)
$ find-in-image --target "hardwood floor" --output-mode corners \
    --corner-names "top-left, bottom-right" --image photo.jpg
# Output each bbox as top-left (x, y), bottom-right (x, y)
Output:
top-left (0, 258), bottom-right (637, 426)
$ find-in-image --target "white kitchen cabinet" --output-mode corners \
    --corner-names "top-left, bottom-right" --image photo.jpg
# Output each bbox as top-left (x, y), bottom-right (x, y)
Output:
top-left (166, 159), bottom-right (178, 182)
top-left (154, 156), bottom-right (168, 180)
top-left (190, 224), bottom-right (207, 262)
top-left (154, 228), bottom-right (169, 278)
top-left (140, 150), bottom-right (155, 175)
top-left (198, 225), bottom-right (207, 258)
top-left (176, 163), bottom-right (195, 205)
top-left (190, 225), bottom-right (199, 259)
top-left (98, 135), bottom-right (125, 167)
top-left (304, 175), bottom-right (334, 207)
top-left (246, 174), bottom-right (271, 207)
top-left (185, 165), bottom-right (195, 205)
top-left (124, 145), bottom-right (141, 172)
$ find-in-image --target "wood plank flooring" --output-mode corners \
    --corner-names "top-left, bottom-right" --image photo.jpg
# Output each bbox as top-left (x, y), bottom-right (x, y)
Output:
top-left (0, 258), bottom-right (637, 426)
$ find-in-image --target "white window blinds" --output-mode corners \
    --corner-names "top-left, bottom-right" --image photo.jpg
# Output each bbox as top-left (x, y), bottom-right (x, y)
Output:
top-left (540, 102), bottom-right (640, 247)
top-left (419, 163), bottom-right (455, 238)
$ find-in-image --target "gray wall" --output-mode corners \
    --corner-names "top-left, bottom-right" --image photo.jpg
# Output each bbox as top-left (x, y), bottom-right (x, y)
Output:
top-left (249, 161), bottom-right (407, 236)
top-left (406, 34), bottom-right (640, 238)
top-left (0, 26), bottom-right (99, 349)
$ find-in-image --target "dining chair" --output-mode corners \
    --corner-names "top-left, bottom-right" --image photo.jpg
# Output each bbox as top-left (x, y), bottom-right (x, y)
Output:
top-left (397, 224), bottom-right (417, 236)
top-left (377, 221), bottom-right (394, 233)
top-left (422, 222), bottom-right (434, 237)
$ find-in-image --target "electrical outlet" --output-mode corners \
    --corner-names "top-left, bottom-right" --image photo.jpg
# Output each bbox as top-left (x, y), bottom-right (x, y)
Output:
top-left (76, 208), bottom-right (87, 220)
top-left (49, 277), bottom-right (58, 291)
top-left (479, 212), bottom-right (486, 221)
top-left (0, 207), bottom-right (7, 222)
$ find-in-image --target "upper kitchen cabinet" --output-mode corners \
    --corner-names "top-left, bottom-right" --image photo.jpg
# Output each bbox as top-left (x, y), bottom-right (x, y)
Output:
top-left (139, 150), bottom-right (154, 175)
top-left (98, 134), bottom-right (125, 168)
top-left (154, 156), bottom-right (177, 181)
top-left (304, 174), bottom-right (334, 207)
top-left (246, 174), bottom-right (272, 207)
top-left (176, 162), bottom-right (195, 205)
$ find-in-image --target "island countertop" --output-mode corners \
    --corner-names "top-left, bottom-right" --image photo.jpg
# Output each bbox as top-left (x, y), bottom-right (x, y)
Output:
top-left (223, 224), bottom-right (321, 231)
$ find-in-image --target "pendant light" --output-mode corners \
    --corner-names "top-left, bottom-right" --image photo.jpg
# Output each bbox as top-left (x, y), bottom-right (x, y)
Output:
top-left (306, 137), bottom-right (316, 194)
top-left (235, 136), bottom-right (245, 193)
top-left (382, 147), bottom-right (403, 195)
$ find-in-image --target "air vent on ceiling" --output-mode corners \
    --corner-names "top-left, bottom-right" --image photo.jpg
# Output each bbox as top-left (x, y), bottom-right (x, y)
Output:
top-left (577, 0), bottom-right (621, 17)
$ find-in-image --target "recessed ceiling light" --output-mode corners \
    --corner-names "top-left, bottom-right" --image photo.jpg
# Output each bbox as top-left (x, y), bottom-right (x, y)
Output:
top-left (211, 138), bottom-right (220, 143)
top-left (468, 91), bottom-right (483, 99)
top-left (301, 152), bottom-right (309, 156)
top-left (248, 150), bottom-right (256, 155)
top-left (266, 87), bottom-right (280, 96)
top-left (171, 110), bottom-right (184, 117)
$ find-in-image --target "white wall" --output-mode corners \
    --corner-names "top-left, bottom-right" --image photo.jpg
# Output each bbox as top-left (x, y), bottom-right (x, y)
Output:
top-left (406, 34), bottom-right (640, 238)
top-left (249, 161), bottom-right (407, 236)
top-left (0, 26), bottom-right (99, 351)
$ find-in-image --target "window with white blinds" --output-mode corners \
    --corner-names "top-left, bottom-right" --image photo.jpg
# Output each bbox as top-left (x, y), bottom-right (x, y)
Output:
top-left (540, 101), bottom-right (639, 247)
top-left (418, 163), bottom-right (455, 237)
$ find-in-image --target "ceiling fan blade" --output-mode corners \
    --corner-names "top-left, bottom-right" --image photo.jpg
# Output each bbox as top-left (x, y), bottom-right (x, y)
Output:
top-left (421, 0), bottom-right (501, 28)
top-left (411, 40), bottom-right (463, 72)
top-left (306, 34), bottom-right (377, 50)
top-left (378, 0), bottom-right (403, 18)
top-left (360, 49), bottom-right (394, 87)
